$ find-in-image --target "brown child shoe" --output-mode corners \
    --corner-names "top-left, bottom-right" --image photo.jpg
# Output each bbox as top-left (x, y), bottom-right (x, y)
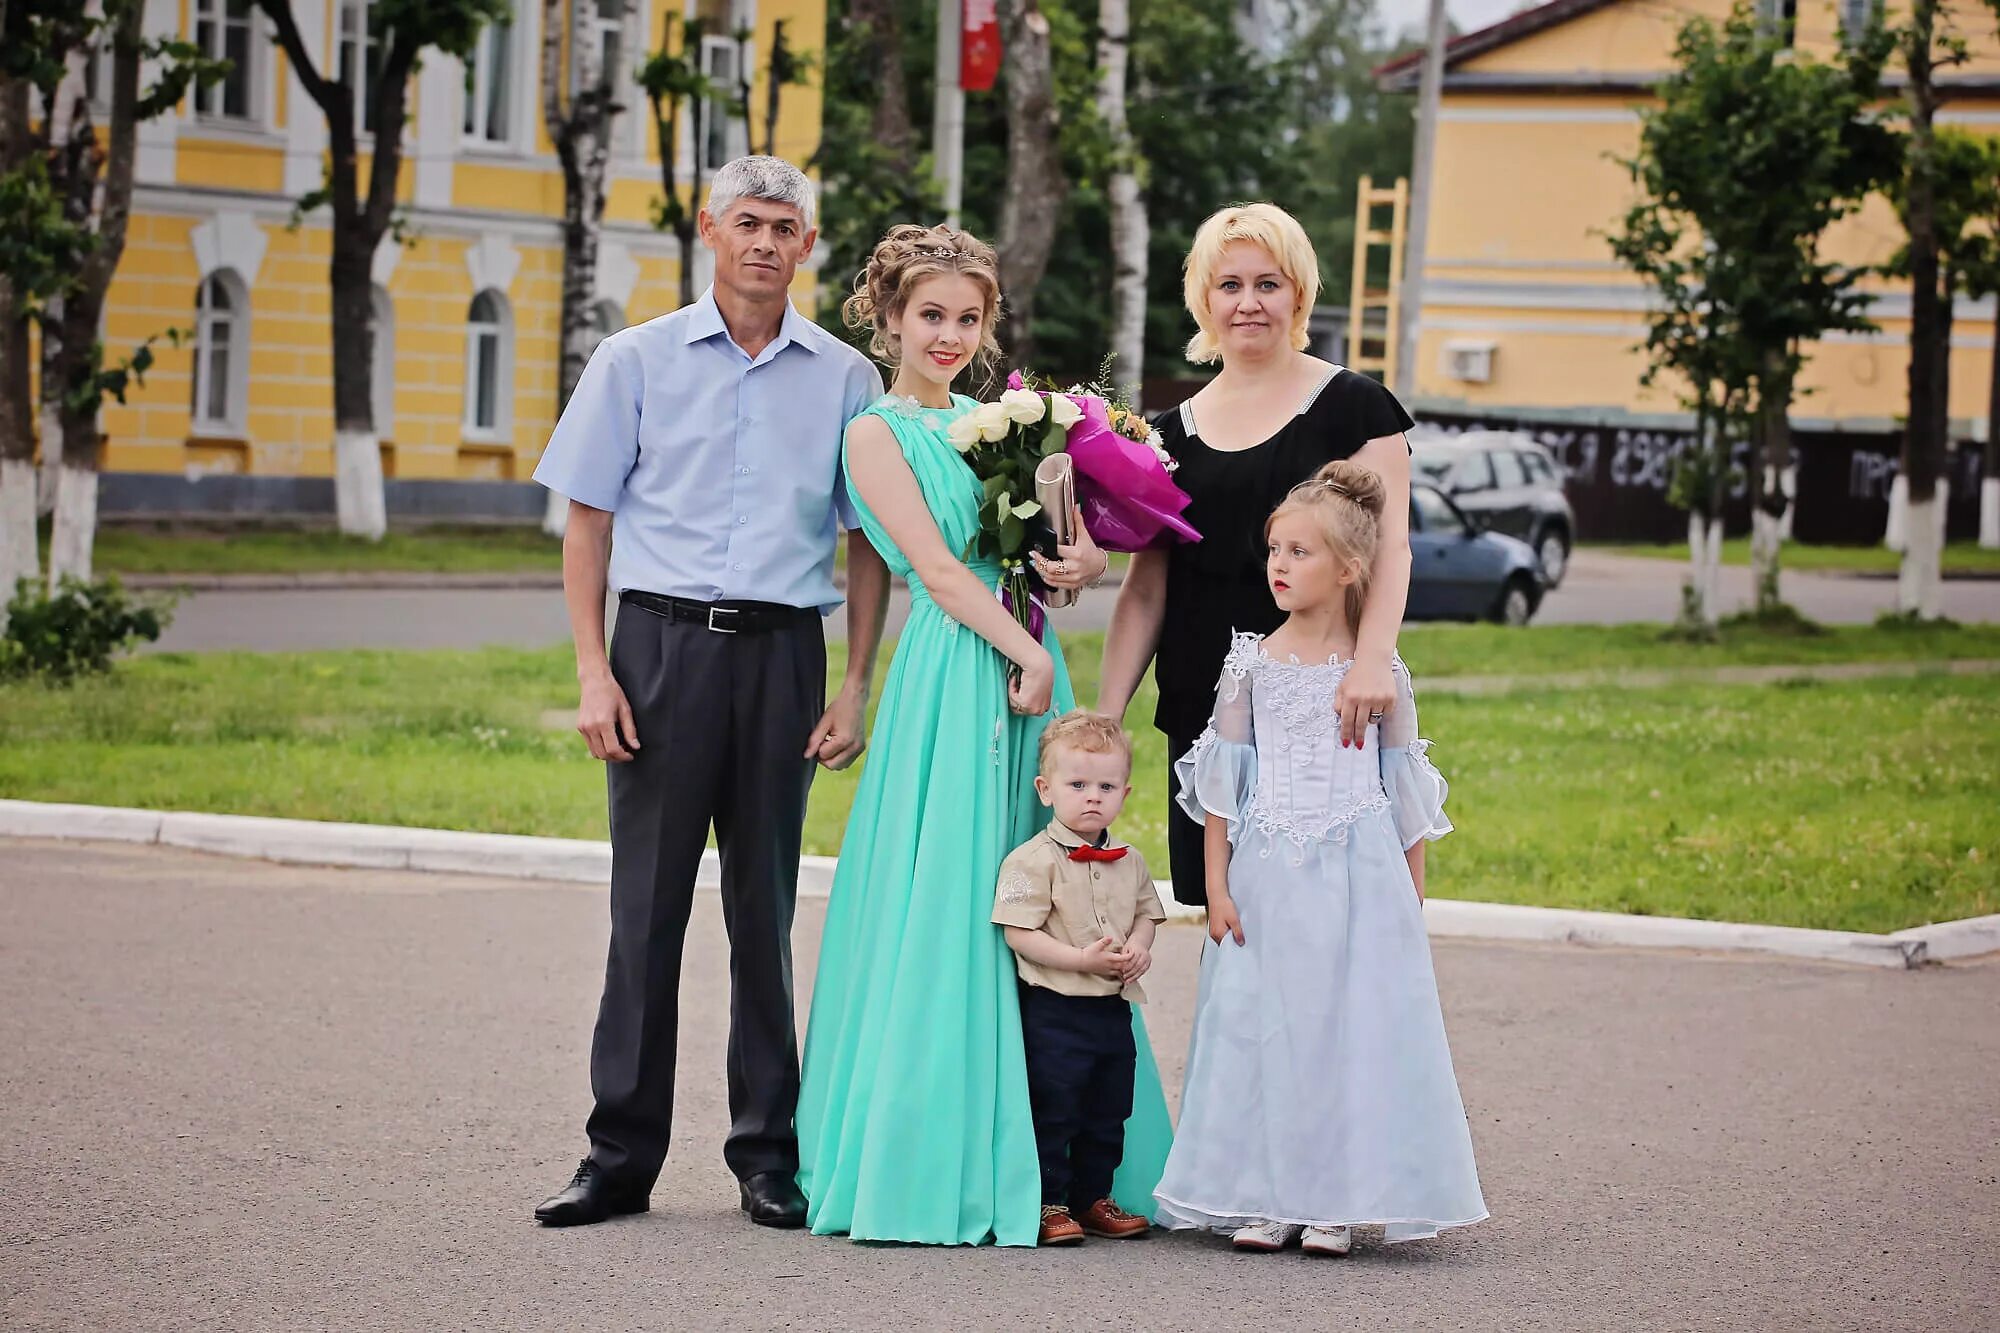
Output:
top-left (1039, 1204), bottom-right (1086, 1246)
top-left (1076, 1199), bottom-right (1149, 1238)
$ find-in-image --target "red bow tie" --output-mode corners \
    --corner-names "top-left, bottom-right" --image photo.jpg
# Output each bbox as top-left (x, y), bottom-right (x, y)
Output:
top-left (1068, 844), bottom-right (1127, 863)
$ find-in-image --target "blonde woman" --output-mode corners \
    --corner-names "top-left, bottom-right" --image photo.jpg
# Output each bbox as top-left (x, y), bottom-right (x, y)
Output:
top-left (1097, 203), bottom-right (1416, 911)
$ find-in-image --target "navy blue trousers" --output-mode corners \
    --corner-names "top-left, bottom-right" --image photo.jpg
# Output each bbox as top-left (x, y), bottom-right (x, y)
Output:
top-left (1018, 983), bottom-right (1136, 1210)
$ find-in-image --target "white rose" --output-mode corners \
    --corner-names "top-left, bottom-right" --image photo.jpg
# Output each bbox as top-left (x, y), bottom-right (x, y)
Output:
top-left (998, 387), bottom-right (1047, 425)
top-left (945, 412), bottom-right (982, 452)
top-left (974, 400), bottom-right (1013, 442)
top-left (1047, 394), bottom-right (1083, 429)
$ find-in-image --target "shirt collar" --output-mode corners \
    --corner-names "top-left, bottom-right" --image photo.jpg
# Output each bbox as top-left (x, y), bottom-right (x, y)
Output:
top-left (682, 286), bottom-right (823, 357)
top-left (1045, 819), bottom-right (1126, 852)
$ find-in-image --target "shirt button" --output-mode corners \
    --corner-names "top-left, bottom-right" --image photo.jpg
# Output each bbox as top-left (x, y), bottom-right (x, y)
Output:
top-left (740, 466), bottom-right (751, 475)
top-left (733, 562), bottom-right (744, 571)
top-left (738, 516), bottom-right (748, 525)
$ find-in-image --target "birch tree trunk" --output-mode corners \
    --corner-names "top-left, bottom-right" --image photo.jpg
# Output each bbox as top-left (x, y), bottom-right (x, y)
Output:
top-left (1096, 0), bottom-right (1146, 406)
top-left (995, 0), bottom-right (1062, 370)
top-left (0, 75), bottom-right (39, 610)
top-left (543, 0), bottom-right (617, 538)
top-left (1897, 0), bottom-right (1946, 614)
top-left (1983, 296), bottom-right (1999, 547)
top-left (48, 0), bottom-right (145, 586)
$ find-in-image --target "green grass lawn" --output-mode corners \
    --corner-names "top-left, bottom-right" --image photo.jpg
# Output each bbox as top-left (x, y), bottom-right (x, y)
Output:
top-left (1596, 537), bottom-right (2000, 575)
top-left (2, 627), bottom-right (1994, 933)
top-left (64, 523), bottom-right (564, 576)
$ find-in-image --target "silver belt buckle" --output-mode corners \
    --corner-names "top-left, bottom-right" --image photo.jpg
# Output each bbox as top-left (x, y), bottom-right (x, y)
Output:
top-left (707, 604), bottom-right (740, 634)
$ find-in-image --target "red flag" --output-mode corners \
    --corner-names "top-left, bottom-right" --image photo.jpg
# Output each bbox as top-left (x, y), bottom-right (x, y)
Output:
top-left (961, 0), bottom-right (1001, 91)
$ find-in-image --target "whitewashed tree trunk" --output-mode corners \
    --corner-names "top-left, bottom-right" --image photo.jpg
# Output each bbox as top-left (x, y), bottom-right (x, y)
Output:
top-left (542, 0), bottom-right (613, 542)
top-left (1884, 472), bottom-right (1908, 550)
top-left (0, 458), bottom-right (37, 610)
top-left (334, 429), bottom-right (389, 539)
top-left (1777, 462), bottom-right (1797, 541)
top-left (1683, 512), bottom-right (1724, 631)
top-left (1980, 475), bottom-right (1999, 548)
top-left (1095, 0), bottom-right (1146, 408)
top-left (1751, 504), bottom-right (1783, 613)
top-left (1897, 487), bottom-right (1945, 617)
top-left (47, 463), bottom-right (97, 584)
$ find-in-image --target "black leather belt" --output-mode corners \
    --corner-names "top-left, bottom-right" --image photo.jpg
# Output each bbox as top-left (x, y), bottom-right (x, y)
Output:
top-left (618, 589), bottom-right (814, 634)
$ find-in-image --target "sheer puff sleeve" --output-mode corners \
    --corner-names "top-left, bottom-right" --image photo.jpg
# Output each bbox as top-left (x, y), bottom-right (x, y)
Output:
top-left (1378, 656), bottom-right (1452, 849)
top-left (1173, 633), bottom-right (1260, 844)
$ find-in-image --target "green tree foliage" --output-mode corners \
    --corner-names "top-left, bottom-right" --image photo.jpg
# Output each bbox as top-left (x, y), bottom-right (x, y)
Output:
top-left (813, 0), bottom-right (1414, 381)
top-left (1608, 5), bottom-right (1894, 623)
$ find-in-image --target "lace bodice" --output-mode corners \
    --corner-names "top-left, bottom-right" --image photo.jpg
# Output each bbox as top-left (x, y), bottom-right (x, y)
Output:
top-left (1179, 632), bottom-right (1448, 852)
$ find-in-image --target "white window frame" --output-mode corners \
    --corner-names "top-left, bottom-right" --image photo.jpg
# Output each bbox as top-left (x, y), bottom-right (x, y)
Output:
top-left (1839, 0), bottom-right (1881, 36)
top-left (193, 0), bottom-right (261, 122)
top-left (461, 18), bottom-right (516, 147)
top-left (338, 0), bottom-right (385, 134)
top-left (1757, 0), bottom-right (1798, 45)
top-left (371, 285), bottom-right (396, 437)
top-left (191, 270), bottom-right (250, 436)
top-left (698, 33), bottom-right (745, 174)
top-left (463, 289), bottom-right (514, 442)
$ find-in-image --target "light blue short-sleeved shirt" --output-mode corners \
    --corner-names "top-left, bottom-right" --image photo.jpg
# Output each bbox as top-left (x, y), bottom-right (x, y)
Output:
top-left (532, 288), bottom-right (884, 611)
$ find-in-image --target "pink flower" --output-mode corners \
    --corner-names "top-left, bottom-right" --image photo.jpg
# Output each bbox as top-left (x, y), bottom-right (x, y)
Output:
top-left (1006, 370), bottom-right (1026, 391)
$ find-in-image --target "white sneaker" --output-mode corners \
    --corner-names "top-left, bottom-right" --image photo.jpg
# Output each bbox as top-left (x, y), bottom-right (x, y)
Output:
top-left (1301, 1225), bottom-right (1353, 1256)
top-left (1230, 1220), bottom-right (1304, 1252)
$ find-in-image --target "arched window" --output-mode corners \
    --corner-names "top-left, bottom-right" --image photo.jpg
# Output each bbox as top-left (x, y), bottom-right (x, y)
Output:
top-left (464, 289), bottom-right (512, 438)
top-left (371, 285), bottom-right (395, 437)
top-left (191, 270), bottom-right (249, 433)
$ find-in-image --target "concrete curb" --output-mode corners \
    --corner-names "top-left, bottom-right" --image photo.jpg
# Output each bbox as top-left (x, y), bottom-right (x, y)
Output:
top-left (119, 571), bottom-right (566, 592)
top-left (4, 799), bottom-right (1992, 970)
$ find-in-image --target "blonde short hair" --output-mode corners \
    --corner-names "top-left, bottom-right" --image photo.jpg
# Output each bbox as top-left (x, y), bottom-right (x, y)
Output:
top-left (1037, 710), bottom-right (1134, 778)
top-left (1181, 202), bottom-right (1320, 365)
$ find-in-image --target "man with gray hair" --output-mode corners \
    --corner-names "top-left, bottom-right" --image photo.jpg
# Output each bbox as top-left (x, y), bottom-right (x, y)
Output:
top-left (532, 155), bottom-right (889, 1229)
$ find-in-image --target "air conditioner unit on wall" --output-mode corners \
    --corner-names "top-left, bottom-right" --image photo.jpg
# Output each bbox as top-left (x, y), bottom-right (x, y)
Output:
top-left (1443, 339), bottom-right (1495, 384)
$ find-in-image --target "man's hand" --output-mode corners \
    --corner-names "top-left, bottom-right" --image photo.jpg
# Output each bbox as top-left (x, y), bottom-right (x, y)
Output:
top-left (578, 669), bottom-right (640, 762)
top-left (805, 688), bottom-right (868, 770)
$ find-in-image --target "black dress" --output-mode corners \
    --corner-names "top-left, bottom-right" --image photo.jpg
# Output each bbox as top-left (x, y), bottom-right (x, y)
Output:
top-left (1150, 365), bottom-right (1415, 907)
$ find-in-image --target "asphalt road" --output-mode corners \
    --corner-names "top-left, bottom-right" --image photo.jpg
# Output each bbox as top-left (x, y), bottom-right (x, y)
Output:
top-left (143, 553), bottom-right (2000, 654)
top-left (3, 839), bottom-right (1995, 1331)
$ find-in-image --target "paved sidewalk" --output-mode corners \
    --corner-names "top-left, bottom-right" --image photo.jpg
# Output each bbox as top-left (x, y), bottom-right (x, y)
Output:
top-left (3, 840), bottom-right (1995, 1331)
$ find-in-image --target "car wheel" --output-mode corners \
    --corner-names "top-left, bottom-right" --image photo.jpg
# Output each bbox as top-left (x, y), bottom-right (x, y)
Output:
top-left (1535, 527), bottom-right (1570, 587)
top-left (1493, 575), bottom-right (1536, 627)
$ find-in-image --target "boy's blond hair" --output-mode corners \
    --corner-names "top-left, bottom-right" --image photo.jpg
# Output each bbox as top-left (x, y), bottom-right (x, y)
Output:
top-left (1037, 710), bottom-right (1133, 778)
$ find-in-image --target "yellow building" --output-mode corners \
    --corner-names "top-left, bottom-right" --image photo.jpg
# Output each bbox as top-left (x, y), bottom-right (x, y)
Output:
top-left (1377, 0), bottom-right (1997, 539)
top-left (95, 0), bottom-right (826, 516)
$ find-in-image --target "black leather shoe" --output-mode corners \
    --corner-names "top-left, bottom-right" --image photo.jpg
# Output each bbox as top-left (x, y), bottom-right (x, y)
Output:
top-left (535, 1158), bottom-right (649, 1227)
top-left (738, 1170), bottom-right (807, 1228)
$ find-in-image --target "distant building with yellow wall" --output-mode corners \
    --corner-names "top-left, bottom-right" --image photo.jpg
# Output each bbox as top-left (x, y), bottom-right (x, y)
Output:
top-left (1379, 0), bottom-right (1996, 541)
top-left (95, 0), bottom-right (826, 517)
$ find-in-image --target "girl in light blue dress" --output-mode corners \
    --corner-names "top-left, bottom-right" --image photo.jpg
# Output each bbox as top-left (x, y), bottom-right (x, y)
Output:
top-left (1153, 459), bottom-right (1486, 1255)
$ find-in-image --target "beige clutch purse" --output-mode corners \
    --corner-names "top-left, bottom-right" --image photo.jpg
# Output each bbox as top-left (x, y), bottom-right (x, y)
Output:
top-left (1034, 453), bottom-right (1078, 610)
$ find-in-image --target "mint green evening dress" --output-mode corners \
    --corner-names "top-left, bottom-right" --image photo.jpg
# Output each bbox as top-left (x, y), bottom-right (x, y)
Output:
top-left (795, 394), bottom-right (1174, 1246)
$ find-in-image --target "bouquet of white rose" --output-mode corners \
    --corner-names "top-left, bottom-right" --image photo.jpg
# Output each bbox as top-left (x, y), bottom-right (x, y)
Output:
top-left (946, 373), bottom-right (1197, 640)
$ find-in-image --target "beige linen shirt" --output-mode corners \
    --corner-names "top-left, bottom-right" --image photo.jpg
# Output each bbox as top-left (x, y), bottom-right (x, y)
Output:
top-left (992, 819), bottom-right (1168, 1002)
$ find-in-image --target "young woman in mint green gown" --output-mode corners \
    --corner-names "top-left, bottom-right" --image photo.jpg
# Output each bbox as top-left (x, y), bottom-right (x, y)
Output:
top-left (794, 225), bottom-right (1173, 1245)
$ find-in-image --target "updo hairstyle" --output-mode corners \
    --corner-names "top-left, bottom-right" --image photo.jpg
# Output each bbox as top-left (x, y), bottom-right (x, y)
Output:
top-left (1266, 459), bottom-right (1386, 629)
top-left (842, 223), bottom-right (1003, 370)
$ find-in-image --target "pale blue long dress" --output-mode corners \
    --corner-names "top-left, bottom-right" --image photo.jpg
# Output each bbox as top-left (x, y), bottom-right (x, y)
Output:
top-left (1154, 632), bottom-right (1486, 1241)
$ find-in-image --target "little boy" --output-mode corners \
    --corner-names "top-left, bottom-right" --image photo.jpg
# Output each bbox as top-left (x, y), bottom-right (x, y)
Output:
top-left (993, 710), bottom-right (1167, 1247)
